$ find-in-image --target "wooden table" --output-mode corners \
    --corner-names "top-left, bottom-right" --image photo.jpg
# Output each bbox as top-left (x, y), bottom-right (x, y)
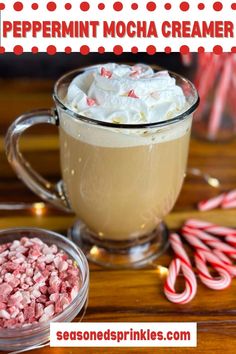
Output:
top-left (0, 80), bottom-right (236, 353)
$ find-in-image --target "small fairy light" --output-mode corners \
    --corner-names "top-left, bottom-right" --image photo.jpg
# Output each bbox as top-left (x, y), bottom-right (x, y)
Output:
top-left (207, 177), bottom-right (220, 188)
top-left (32, 202), bottom-right (46, 216)
top-left (150, 263), bottom-right (169, 278)
top-left (188, 168), bottom-right (220, 189)
top-left (156, 265), bottom-right (169, 277)
top-left (90, 246), bottom-right (100, 256)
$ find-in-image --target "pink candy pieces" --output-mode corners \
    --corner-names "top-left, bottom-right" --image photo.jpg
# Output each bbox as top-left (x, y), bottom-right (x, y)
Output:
top-left (0, 283), bottom-right (13, 301)
top-left (127, 90), bottom-right (139, 99)
top-left (100, 67), bottom-right (112, 78)
top-left (0, 237), bottom-right (81, 329)
top-left (86, 98), bottom-right (97, 107)
top-left (129, 65), bottom-right (143, 77)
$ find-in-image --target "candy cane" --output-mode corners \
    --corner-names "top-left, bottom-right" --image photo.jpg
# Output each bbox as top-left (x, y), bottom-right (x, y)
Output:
top-left (183, 226), bottom-right (236, 267)
top-left (169, 233), bottom-right (192, 266)
top-left (164, 233), bottom-right (197, 304)
top-left (225, 235), bottom-right (236, 248)
top-left (213, 249), bottom-right (232, 265)
top-left (183, 230), bottom-right (231, 290)
top-left (195, 250), bottom-right (232, 290)
top-left (208, 56), bottom-right (232, 139)
top-left (184, 219), bottom-right (236, 236)
top-left (198, 193), bottom-right (226, 211)
top-left (182, 226), bottom-right (236, 277)
top-left (213, 249), bottom-right (236, 277)
top-left (181, 53), bottom-right (192, 67)
top-left (222, 199), bottom-right (236, 209)
top-left (195, 54), bottom-right (222, 119)
top-left (184, 219), bottom-right (214, 229)
top-left (182, 226), bottom-right (236, 258)
top-left (223, 189), bottom-right (236, 204)
top-left (198, 190), bottom-right (236, 211)
top-left (164, 258), bottom-right (197, 304)
top-left (181, 231), bottom-right (209, 252)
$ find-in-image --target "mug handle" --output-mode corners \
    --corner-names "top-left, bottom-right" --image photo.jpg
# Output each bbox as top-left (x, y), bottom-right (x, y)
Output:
top-left (5, 109), bottom-right (72, 212)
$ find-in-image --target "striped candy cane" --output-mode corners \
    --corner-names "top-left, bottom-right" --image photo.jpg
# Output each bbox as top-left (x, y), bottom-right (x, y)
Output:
top-left (213, 249), bottom-right (236, 277)
top-left (198, 189), bottom-right (236, 211)
top-left (223, 189), bottom-right (236, 204)
top-left (164, 233), bottom-right (197, 304)
top-left (181, 230), bottom-right (209, 251)
top-left (194, 250), bottom-right (232, 290)
top-left (208, 56), bottom-right (232, 139)
top-left (184, 219), bottom-right (236, 236)
top-left (226, 235), bottom-right (236, 248)
top-left (182, 228), bottom-right (236, 277)
top-left (198, 193), bottom-right (226, 211)
top-left (222, 199), bottom-right (236, 209)
top-left (182, 226), bottom-right (236, 260)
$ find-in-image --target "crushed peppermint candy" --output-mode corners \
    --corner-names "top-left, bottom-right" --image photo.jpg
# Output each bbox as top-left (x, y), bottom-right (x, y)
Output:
top-left (66, 63), bottom-right (187, 124)
top-left (100, 67), bottom-right (112, 78)
top-left (129, 67), bottom-right (142, 77)
top-left (127, 90), bottom-right (139, 99)
top-left (0, 237), bottom-right (81, 329)
top-left (86, 98), bottom-right (97, 106)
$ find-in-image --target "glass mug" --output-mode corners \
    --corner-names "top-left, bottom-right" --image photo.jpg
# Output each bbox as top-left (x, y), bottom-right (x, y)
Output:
top-left (5, 65), bottom-right (199, 268)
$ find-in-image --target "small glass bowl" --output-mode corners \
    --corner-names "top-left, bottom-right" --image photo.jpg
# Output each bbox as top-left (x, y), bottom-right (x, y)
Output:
top-left (0, 228), bottom-right (89, 351)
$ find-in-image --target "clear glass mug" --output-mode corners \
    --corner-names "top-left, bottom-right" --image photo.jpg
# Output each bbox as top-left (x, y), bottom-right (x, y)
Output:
top-left (5, 65), bottom-right (199, 268)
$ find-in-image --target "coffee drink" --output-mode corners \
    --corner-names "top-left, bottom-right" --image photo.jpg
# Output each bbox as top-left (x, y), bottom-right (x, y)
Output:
top-left (6, 62), bottom-right (198, 267)
top-left (58, 63), bottom-right (191, 240)
top-left (60, 121), bottom-right (190, 240)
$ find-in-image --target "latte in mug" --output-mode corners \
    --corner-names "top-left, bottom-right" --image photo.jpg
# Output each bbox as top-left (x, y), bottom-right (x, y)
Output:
top-left (59, 63), bottom-right (191, 240)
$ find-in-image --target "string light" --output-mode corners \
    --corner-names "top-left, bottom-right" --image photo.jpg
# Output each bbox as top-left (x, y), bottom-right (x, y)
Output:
top-left (32, 202), bottom-right (46, 216)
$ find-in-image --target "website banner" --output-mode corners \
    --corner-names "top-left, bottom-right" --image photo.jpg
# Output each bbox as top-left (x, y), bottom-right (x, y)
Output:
top-left (50, 322), bottom-right (197, 347)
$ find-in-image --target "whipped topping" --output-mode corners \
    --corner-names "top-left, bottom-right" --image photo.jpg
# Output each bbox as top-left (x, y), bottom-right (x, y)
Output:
top-left (66, 63), bottom-right (187, 124)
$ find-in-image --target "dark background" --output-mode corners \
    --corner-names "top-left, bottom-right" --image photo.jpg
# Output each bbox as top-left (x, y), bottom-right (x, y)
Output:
top-left (0, 53), bottom-right (196, 78)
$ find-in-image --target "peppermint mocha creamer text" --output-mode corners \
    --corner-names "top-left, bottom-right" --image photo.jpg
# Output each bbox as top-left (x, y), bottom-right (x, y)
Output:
top-left (59, 64), bottom-right (191, 240)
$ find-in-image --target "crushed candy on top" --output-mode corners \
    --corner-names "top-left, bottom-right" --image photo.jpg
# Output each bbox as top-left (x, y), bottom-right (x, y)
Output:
top-left (66, 63), bottom-right (187, 125)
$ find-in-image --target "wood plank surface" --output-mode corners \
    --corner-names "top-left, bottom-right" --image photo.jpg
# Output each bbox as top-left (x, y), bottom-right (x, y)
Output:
top-left (0, 79), bottom-right (235, 353)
